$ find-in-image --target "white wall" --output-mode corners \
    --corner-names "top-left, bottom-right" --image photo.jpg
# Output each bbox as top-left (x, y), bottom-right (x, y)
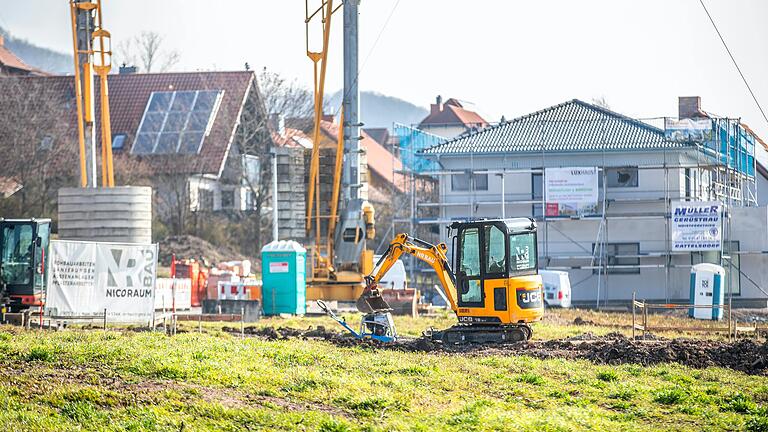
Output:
top-left (430, 150), bottom-right (768, 303)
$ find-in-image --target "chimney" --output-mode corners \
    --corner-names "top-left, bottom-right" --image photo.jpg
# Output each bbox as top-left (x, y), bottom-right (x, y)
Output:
top-left (269, 113), bottom-right (286, 137)
top-left (430, 95), bottom-right (443, 115)
top-left (678, 96), bottom-right (706, 119)
top-left (321, 113), bottom-right (335, 123)
top-left (119, 63), bottom-right (137, 74)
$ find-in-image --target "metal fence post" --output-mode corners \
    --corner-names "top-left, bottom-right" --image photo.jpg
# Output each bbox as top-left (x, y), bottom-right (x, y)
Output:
top-left (240, 307), bottom-right (245, 338)
top-left (632, 292), bottom-right (636, 340)
top-left (103, 308), bottom-right (107, 330)
top-left (642, 301), bottom-right (648, 339)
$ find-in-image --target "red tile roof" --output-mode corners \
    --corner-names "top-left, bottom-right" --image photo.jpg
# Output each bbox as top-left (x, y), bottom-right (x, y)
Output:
top-left (272, 127), bottom-right (312, 149)
top-left (419, 97), bottom-right (488, 129)
top-left (741, 123), bottom-right (768, 153)
top-left (0, 37), bottom-right (47, 75)
top-left (0, 71), bottom-right (255, 178)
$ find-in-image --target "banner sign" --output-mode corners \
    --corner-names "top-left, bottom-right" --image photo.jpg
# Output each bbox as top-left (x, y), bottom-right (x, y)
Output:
top-left (545, 167), bottom-right (599, 216)
top-left (45, 240), bottom-right (158, 322)
top-left (154, 278), bottom-right (192, 311)
top-left (670, 201), bottom-right (722, 251)
top-left (665, 118), bottom-right (713, 142)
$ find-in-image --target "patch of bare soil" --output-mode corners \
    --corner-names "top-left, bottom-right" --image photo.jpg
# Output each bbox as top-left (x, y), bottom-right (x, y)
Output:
top-left (224, 327), bottom-right (768, 375)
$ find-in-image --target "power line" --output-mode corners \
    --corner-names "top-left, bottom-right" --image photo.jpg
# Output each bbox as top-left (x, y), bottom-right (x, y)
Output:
top-left (698, 0), bottom-right (768, 128)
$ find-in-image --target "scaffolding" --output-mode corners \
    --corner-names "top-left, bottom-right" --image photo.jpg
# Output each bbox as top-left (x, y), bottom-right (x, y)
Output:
top-left (389, 115), bottom-right (767, 307)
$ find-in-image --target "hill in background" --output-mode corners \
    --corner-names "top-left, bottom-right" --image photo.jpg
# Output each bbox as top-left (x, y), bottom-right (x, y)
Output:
top-left (0, 26), bottom-right (72, 75)
top-left (328, 90), bottom-right (427, 130)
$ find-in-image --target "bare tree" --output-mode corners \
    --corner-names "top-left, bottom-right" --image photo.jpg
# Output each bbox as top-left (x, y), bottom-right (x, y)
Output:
top-left (0, 78), bottom-right (75, 218)
top-left (115, 31), bottom-right (180, 72)
top-left (230, 69), bottom-right (316, 253)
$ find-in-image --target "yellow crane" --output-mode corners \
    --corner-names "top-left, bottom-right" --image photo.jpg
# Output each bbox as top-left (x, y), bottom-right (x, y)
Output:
top-left (69, 0), bottom-right (115, 188)
top-left (303, 0), bottom-right (376, 302)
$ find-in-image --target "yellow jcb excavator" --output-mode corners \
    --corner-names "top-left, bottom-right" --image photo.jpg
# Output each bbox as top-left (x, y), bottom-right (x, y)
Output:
top-left (320, 218), bottom-right (545, 344)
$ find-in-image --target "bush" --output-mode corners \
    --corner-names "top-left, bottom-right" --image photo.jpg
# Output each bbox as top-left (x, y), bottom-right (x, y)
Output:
top-left (26, 346), bottom-right (57, 362)
top-left (60, 401), bottom-right (96, 422)
top-left (319, 419), bottom-right (352, 432)
top-left (517, 373), bottom-right (545, 385)
top-left (746, 416), bottom-right (768, 432)
top-left (597, 370), bottom-right (619, 382)
top-left (721, 393), bottom-right (757, 414)
top-left (653, 387), bottom-right (688, 405)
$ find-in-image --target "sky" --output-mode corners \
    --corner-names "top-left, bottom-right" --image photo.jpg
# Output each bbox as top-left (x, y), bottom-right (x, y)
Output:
top-left (2, 0), bottom-right (767, 138)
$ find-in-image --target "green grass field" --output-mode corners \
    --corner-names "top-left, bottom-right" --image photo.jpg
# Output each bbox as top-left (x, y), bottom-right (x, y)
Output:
top-left (0, 310), bottom-right (766, 431)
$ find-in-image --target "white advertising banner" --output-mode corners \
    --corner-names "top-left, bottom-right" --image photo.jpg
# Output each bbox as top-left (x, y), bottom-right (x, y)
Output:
top-left (45, 240), bottom-right (158, 322)
top-left (665, 118), bottom-right (714, 142)
top-left (544, 167), bottom-right (599, 216)
top-left (670, 201), bottom-right (723, 251)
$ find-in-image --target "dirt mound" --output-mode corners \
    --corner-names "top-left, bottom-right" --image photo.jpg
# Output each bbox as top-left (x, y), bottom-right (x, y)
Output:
top-left (221, 325), bottom-right (768, 375)
top-left (572, 317), bottom-right (597, 326)
top-left (158, 235), bottom-right (246, 266)
top-left (227, 326), bottom-right (348, 341)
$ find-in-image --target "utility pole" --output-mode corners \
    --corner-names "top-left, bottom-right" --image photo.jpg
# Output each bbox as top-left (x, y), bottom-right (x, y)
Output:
top-left (272, 152), bottom-right (279, 242)
top-left (342, 0), bottom-right (361, 201)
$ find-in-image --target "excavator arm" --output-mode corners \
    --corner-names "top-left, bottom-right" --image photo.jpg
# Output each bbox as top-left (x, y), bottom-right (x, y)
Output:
top-left (358, 233), bottom-right (459, 313)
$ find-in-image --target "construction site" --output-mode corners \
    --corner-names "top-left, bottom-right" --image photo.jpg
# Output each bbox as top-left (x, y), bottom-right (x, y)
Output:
top-left (0, 1), bottom-right (767, 431)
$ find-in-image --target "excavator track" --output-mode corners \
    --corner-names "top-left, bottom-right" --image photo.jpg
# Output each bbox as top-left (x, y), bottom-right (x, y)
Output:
top-left (429, 324), bottom-right (532, 345)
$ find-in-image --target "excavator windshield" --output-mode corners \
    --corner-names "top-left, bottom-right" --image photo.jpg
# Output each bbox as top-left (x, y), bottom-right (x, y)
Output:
top-left (509, 232), bottom-right (537, 275)
top-left (1, 223), bottom-right (34, 286)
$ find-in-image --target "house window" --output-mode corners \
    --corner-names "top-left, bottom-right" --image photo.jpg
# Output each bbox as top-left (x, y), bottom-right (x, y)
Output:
top-left (221, 189), bottom-right (236, 209)
top-left (198, 188), bottom-right (214, 211)
top-left (112, 134), bottom-right (127, 151)
top-left (605, 167), bottom-right (638, 188)
top-left (242, 155), bottom-right (260, 187)
top-left (593, 243), bottom-right (640, 274)
top-left (474, 174), bottom-right (488, 191)
top-left (531, 173), bottom-right (543, 217)
top-left (39, 135), bottom-right (54, 150)
top-left (451, 173), bottom-right (488, 191)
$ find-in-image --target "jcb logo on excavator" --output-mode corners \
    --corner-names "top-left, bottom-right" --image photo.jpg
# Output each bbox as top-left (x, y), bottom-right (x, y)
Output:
top-left (516, 288), bottom-right (543, 309)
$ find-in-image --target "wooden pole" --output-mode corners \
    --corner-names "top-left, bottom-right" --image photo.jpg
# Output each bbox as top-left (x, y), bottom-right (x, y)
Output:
top-left (632, 292), bottom-right (636, 340)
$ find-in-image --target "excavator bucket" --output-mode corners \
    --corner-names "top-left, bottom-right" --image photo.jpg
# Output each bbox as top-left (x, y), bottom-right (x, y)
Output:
top-left (380, 288), bottom-right (418, 317)
top-left (356, 285), bottom-right (392, 313)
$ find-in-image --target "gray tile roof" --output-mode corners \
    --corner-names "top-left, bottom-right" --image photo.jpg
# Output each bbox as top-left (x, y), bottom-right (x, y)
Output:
top-left (422, 99), bottom-right (690, 155)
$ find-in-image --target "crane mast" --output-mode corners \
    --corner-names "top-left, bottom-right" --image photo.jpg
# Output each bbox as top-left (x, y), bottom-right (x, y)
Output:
top-left (69, 0), bottom-right (115, 188)
top-left (304, 0), bottom-right (375, 302)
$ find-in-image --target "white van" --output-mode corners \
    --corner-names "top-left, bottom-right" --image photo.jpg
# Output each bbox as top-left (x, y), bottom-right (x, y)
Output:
top-left (539, 269), bottom-right (571, 308)
top-left (373, 255), bottom-right (407, 290)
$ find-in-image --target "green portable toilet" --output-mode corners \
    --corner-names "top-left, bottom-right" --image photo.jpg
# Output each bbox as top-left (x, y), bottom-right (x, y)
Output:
top-left (261, 240), bottom-right (306, 315)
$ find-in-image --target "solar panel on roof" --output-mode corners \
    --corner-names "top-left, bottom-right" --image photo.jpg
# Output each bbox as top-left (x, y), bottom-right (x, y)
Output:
top-left (131, 90), bottom-right (223, 155)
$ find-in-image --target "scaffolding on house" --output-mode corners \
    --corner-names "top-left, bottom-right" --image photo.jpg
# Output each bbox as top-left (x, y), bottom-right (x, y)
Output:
top-left (390, 116), bottom-right (768, 307)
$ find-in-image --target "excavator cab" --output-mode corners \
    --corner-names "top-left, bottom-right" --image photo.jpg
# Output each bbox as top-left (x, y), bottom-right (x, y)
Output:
top-left (0, 218), bottom-right (51, 312)
top-left (450, 218), bottom-right (543, 331)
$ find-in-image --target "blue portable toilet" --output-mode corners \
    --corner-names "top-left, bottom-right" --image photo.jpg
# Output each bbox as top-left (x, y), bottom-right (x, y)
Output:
top-left (689, 263), bottom-right (725, 320)
top-left (261, 240), bottom-right (306, 315)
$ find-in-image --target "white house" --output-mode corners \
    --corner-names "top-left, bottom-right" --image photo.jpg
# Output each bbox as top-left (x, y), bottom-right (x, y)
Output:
top-left (422, 97), bottom-right (768, 307)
